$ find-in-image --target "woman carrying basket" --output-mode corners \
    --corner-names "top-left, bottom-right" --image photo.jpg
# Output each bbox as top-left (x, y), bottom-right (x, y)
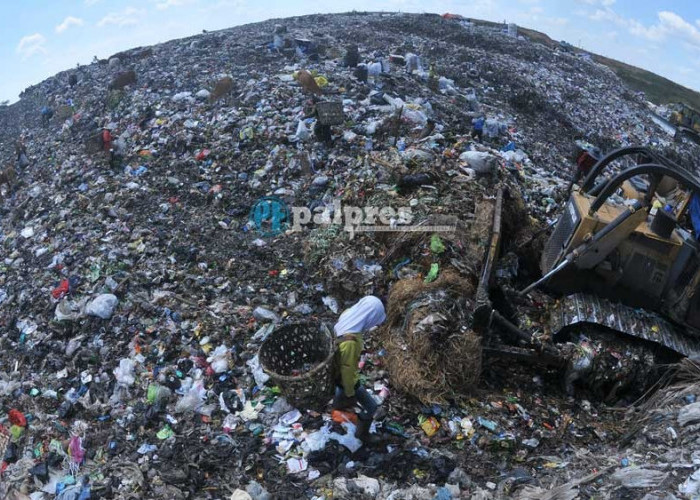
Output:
top-left (332, 295), bottom-right (386, 443)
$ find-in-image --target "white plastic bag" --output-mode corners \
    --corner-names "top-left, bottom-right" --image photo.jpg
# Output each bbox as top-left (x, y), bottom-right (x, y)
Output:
top-left (329, 422), bottom-right (362, 453)
top-left (207, 345), bottom-right (231, 374)
top-left (295, 120), bottom-right (311, 141)
top-left (85, 294), bottom-right (118, 319)
top-left (247, 355), bottom-right (270, 387)
top-left (175, 382), bottom-right (205, 414)
top-left (113, 358), bottom-right (135, 386)
top-left (303, 425), bottom-right (331, 452)
top-left (459, 151), bottom-right (499, 174)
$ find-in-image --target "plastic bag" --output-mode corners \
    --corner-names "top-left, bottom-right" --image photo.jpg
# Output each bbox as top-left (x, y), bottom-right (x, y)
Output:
top-left (329, 422), bottom-right (362, 453)
top-left (175, 383), bottom-right (205, 414)
top-left (113, 358), bottom-right (135, 386)
top-left (368, 62), bottom-right (382, 77)
top-left (303, 424), bottom-right (331, 452)
top-left (247, 354), bottom-right (270, 387)
top-left (295, 120), bottom-right (311, 141)
top-left (322, 296), bottom-right (339, 314)
top-left (207, 345), bottom-right (231, 374)
top-left (55, 299), bottom-right (86, 321)
top-left (679, 468), bottom-right (700, 496)
top-left (459, 151), bottom-right (499, 174)
top-left (85, 293), bottom-right (118, 319)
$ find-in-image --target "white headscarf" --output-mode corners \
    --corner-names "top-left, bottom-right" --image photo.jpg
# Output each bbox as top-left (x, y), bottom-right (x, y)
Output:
top-left (333, 295), bottom-right (386, 337)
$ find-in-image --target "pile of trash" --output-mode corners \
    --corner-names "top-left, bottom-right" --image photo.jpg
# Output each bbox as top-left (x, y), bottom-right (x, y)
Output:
top-left (0, 11), bottom-right (699, 499)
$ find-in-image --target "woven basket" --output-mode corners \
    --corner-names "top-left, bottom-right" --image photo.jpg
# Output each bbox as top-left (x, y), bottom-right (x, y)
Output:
top-left (259, 323), bottom-right (335, 408)
top-left (315, 101), bottom-right (344, 126)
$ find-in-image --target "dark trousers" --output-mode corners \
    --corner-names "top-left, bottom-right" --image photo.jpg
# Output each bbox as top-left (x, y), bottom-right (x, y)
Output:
top-left (332, 384), bottom-right (378, 421)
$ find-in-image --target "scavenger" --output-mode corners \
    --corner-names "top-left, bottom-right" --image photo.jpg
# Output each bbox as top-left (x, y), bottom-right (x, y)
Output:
top-left (332, 295), bottom-right (386, 443)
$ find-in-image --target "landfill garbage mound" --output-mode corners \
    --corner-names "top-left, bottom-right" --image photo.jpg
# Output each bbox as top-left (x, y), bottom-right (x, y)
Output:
top-left (1, 11), bottom-right (700, 500)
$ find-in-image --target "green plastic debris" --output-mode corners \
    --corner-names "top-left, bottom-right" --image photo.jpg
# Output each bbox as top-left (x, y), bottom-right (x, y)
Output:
top-left (430, 234), bottom-right (445, 254)
top-left (424, 263), bottom-right (439, 283)
top-left (30, 388), bottom-right (40, 397)
top-left (384, 421), bottom-right (408, 438)
top-left (147, 384), bottom-right (158, 404)
top-left (157, 425), bottom-right (174, 440)
top-left (10, 424), bottom-right (24, 442)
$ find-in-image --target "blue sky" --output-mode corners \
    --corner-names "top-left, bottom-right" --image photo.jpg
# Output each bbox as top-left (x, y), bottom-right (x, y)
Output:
top-left (1, 1), bottom-right (700, 103)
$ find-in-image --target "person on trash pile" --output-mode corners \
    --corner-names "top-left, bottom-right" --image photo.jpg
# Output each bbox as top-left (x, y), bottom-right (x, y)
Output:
top-left (471, 115), bottom-right (485, 141)
top-left (15, 139), bottom-right (29, 170)
top-left (102, 126), bottom-right (114, 153)
top-left (40, 106), bottom-right (54, 127)
top-left (332, 295), bottom-right (386, 442)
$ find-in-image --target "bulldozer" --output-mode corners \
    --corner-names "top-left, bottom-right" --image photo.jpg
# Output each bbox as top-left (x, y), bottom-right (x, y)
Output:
top-left (474, 145), bottom-right (700, 401)
top-left (669, 102), bottom-right (700, 143)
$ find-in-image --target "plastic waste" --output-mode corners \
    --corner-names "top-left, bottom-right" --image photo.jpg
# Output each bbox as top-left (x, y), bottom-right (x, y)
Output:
top-left (430, 234), bottom-right (445, 254)
top-left (303, 425), bottom-right (331, 452)
top-left (286, 457), bottom-right (308, 473)
top-left (146, 384), bottom-right (171, 406)
top-left (207, 345), bottom-right (231, 373)
top-left (247, 354), bottom-right (270, 387)
top-left (459, 151), bottom-right (499, 174)
top-left (332, 409), bottom-right (358, 425)
top-left (477, 416), bottom-right (498, 432)
top-left (175, 382), bottom-right (205, 414)
top-left (612, 468), bottom-right (668, 488)
top-left (679, 469), bottom-right (700, 497)
top-left (368, 62), bottom-right (383, 77)
top-left (253, 307), bottom-right (280, 323)
top-left (230, 490), bottom-right (253, 500)
top-left (113, 358), bottom-right (135, 386)
top-left (85, 294), bottom-right (118, 319)
top-left (424, 263), bottom-right (439, 283)
top-left (420, 416), bottom-right (440, 437)
top-left (55, 299), bottom-right (86, 321)
top-left (322, 296), bottom-right (339, 313)
top-left (329, 422), bottom-right (362, 452)
top-left (434, 487), bottom-right (453, 500)
top-left (678, 402), bottom-right (700, 426)
top-left (295, 120), bottom-right (311, 141)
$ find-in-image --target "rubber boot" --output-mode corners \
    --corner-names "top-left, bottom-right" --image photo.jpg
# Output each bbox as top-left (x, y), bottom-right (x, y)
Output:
top-left (355, 419), bottom-right (382, 445)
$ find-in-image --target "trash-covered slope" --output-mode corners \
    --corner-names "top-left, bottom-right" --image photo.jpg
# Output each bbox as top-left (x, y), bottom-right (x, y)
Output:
top-left (0, 11), bottom-right (699, 500)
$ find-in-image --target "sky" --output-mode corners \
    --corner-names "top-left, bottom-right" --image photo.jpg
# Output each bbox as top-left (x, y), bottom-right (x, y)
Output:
top-left (1, 0), bottom-right (700, 103)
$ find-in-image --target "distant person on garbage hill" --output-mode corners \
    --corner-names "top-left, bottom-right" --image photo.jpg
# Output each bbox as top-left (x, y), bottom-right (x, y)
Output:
top-left (102, 127), bottom-right (113, 153)
top-left (15, 139), bottom-right (29, 170)
top-left (471, 115), bottom-right (485, 142)
top-left (332, 295), bottom-right (386, 443)
top-left (40, 106), bottom-right (54, 127)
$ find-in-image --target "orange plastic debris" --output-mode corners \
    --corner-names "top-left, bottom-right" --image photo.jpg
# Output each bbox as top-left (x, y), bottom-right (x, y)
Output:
top-left (331, 409), bottom-right (358, 425)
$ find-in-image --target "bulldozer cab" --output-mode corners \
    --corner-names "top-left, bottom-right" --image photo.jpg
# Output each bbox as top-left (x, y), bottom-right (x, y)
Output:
top-left (541, 146), bottom-right (700, 332)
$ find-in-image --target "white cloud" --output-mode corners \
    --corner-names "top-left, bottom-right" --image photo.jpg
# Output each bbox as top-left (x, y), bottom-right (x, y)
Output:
top-left (548, 17), bottom-right (569, 27)
top-left (156, 0), bottom-right (194, 10)
top-left (16, 33), bottom-right (47, 59)
top-left (55, 16), bottom-right (84, 34)
top-left (577, 0), bottom-right (615, 6)
top-left (588, 8), bottom-right (700, 45)
top-left (657, 11), bottom-right (700, 45)
top-left (97, 7), bottom-right (144, 27)
top-left (84, 0), bottom-right (101, 5)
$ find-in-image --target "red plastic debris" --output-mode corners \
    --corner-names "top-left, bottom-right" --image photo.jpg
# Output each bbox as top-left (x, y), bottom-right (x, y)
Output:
top-left (51, 279), bottom-right (70, 299)
top-left (8, 409), bottom-right (26, 428)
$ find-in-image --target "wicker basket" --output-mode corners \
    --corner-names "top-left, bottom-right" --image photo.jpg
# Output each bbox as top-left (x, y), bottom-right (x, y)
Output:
top-left (315, 101), bottom-right (344, 126)
top-left (259, 323), bottom-right (335, 408)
